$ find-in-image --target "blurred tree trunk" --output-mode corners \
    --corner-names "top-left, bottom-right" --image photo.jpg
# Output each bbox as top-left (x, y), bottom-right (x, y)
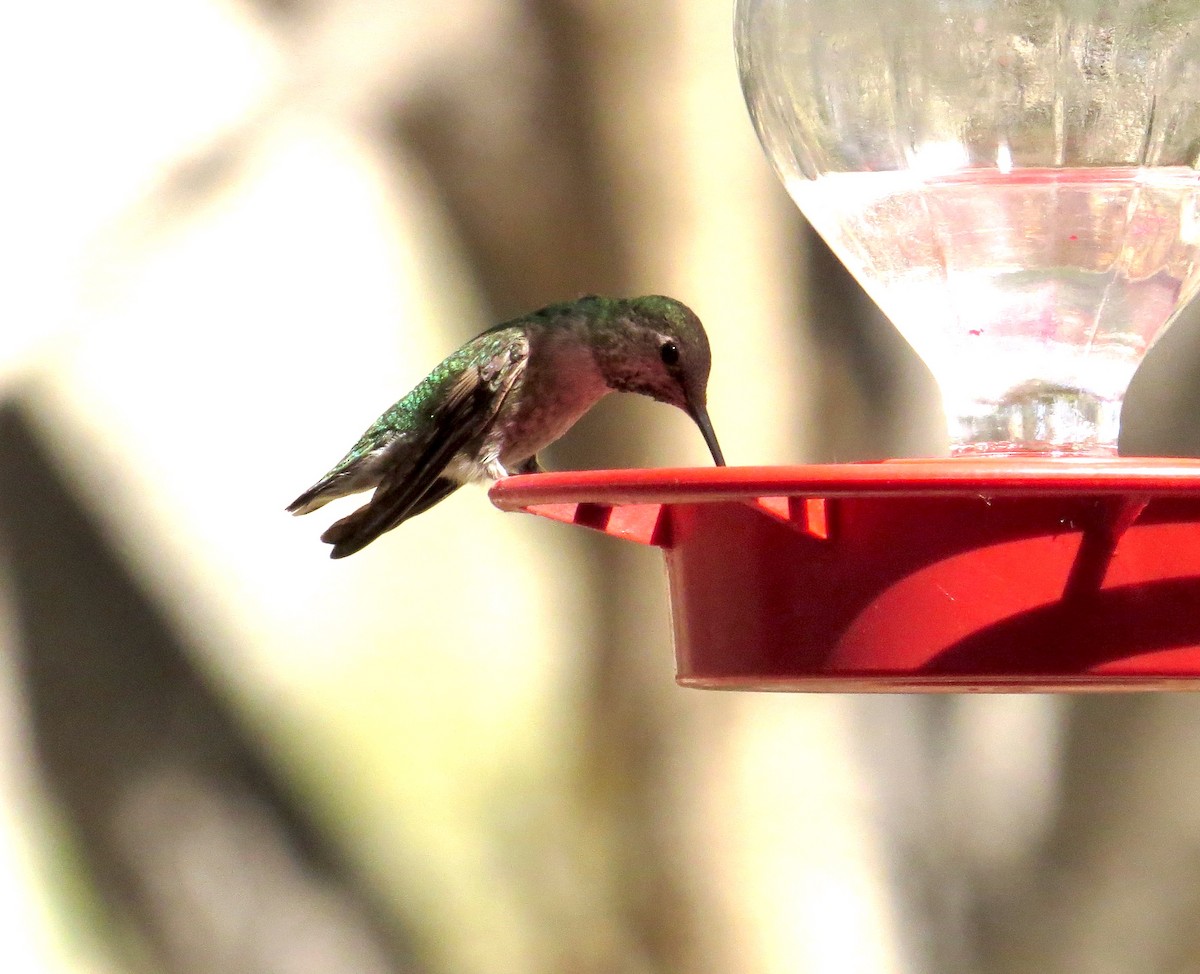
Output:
top-left (0, 401), bottom-right (420, 974)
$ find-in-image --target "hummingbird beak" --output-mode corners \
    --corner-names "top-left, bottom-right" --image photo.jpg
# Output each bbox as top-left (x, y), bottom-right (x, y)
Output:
top-left (687, 402), bottom-right (726, 467)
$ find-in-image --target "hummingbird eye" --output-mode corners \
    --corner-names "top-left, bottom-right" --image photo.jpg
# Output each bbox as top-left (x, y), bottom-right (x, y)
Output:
top-left (659, 341), bottom-right (680, 366)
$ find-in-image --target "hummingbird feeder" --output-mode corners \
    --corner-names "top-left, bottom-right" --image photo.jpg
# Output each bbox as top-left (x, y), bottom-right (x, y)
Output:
top-left (492, 0), bottom-right (1200, 691)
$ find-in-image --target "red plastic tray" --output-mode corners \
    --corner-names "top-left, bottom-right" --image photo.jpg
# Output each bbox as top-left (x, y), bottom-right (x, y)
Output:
top-left (490, 458), bottom-right (1200, 692)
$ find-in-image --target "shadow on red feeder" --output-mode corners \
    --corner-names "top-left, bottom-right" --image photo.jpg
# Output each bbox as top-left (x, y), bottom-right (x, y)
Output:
top-left (490, 459), bottom-right (1200, 692)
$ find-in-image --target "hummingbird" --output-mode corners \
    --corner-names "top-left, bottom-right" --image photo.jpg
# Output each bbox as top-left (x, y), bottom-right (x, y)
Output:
top-left (287, 294), bottom-right (726, 558)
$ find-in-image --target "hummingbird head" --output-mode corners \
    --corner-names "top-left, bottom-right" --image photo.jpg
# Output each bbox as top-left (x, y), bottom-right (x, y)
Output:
top-left (589, 295), bottom-right (726, 466)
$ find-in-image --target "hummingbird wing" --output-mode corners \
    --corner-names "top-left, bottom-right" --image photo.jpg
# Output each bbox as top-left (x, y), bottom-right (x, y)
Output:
top-left (320, 335), bottom-right (529, 558)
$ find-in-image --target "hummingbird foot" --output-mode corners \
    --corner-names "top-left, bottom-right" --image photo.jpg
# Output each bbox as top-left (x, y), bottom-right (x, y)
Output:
top-left (482, 454), bottom-right (509, 481)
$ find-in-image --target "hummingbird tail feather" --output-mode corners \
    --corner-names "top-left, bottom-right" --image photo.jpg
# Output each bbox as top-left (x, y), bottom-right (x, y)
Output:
top-left (321, 477), bottom-right (462, 558)
top-left (320, 506), bottom-right (373, 556)
top-left (321, 499), bottom-right (410, 559)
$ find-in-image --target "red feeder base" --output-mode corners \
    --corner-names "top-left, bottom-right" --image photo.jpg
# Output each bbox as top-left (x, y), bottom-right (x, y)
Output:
top-left (489, 458), bottom-right (1200, 692)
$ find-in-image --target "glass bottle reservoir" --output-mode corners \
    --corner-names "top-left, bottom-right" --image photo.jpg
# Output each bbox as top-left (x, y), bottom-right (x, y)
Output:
top-left (736, 0), bottom-right (1200, 455)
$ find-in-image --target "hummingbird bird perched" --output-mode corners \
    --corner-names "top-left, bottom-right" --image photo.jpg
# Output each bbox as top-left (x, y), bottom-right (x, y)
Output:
top-left (287, 294), bottom-right (726, 558)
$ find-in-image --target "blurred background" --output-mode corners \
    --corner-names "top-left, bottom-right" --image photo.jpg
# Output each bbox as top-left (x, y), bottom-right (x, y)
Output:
top-left (6, 1), bottom-right (1200, 972)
